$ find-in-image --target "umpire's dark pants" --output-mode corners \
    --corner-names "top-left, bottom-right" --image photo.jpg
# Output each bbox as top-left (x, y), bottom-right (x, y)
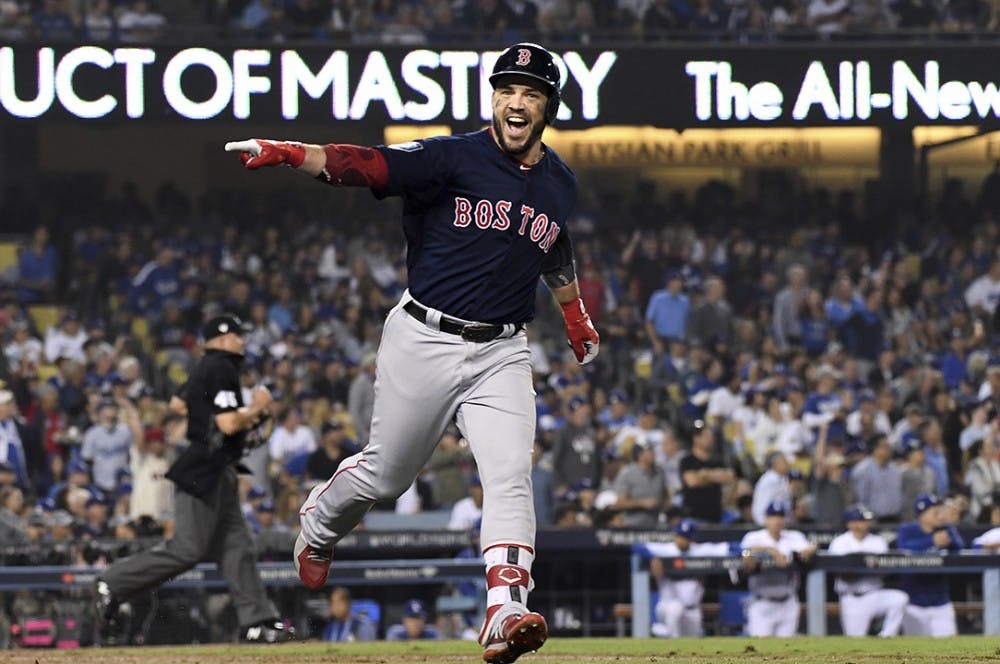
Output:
top-left (101, 466), bottom-right (276, 628)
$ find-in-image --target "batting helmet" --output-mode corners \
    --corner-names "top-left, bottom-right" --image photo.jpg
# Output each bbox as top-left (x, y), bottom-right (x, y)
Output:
top-left (490, 43), bottom-right (561, 124)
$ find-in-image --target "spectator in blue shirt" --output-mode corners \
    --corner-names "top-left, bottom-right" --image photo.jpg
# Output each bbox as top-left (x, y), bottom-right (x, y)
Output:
top-left (17, 226), bottom-right (58, 304)
top-left (915, 418), bottom-right (949, 497)
top-left (385, 599), bottom-right (440, 641)
top-left (896, 494), bottom-right (963, 636)
top-left (825, 276), bottom-right (863, 329)
top-left (645, 271), bottom-right (689, 356)
top-left (322, 587), bottom-right (376, 642)
top-left (800, 290), bottom-right (832, 357)
top-left (32, 0), bottom-right (76, 40)
top-left (939, 329), bottom-right (968, 390)
top-left (129, 246), bottom-right (180, 318)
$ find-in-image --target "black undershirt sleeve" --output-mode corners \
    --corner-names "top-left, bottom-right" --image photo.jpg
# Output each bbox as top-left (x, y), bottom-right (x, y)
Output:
top-left (540, 227), bottom-right (576, 290)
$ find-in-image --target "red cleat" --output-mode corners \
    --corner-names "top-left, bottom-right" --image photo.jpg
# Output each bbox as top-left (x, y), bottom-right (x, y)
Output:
top-left (293, 532), bottom-right (333, 590)
top-left (482, 612), bottom-right (548, 664)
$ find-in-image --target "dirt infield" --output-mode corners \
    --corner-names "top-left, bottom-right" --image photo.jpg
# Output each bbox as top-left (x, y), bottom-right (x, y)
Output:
top-left (8, 636), bottom-right (1000, 664)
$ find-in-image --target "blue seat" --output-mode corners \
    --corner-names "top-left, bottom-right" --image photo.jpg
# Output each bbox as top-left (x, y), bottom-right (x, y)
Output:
top-left (718, 591), bottom-right (750, 636)
top-left (351, 598), bottom-right (381, 629)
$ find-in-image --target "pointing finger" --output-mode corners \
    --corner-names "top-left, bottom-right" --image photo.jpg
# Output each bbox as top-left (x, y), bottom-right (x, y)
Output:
top-left (224, 139), bottom-right (262, 156)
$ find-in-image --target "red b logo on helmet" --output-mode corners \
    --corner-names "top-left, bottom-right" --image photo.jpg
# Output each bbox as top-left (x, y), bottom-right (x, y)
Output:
top-left (516, 48), bottom-right (531, 66)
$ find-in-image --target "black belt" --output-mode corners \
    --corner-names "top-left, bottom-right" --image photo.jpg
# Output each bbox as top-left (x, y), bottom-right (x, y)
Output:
top-left (404, 301), bottom-right (522, 343)
top-left (755, 595), bottom-right (791, 602)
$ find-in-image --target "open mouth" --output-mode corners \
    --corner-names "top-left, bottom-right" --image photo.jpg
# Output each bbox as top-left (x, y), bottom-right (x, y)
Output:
top-left (505, 116), bottom-right (529, 139)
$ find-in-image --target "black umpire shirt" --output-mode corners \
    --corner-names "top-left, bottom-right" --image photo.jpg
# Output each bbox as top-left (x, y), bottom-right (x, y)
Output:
top-left (165, 349), bottom-right (247, 499)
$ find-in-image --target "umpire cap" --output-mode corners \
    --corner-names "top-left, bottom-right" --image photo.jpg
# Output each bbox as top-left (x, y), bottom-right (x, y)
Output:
top-left (490, 43), bottom-right (561, 124)
top-left (202, 314), bottom-right (252, 341)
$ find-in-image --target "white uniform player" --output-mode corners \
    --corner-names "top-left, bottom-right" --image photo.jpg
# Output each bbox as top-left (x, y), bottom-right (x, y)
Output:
top-left (643, 520), bottom-right (731, 638)
top-left (740, 501), bottom-right (817, 637)
top-left (827, 506), bottom-right (908, 637)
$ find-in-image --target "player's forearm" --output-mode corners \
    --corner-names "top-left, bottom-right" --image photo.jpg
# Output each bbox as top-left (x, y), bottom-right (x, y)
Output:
top-left (550, 280), bottom-right (580, 305)
top-left (297, 144), bottom-right (328, 176)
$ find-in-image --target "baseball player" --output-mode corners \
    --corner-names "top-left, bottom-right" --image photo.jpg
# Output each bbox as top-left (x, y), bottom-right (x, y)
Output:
top-left (827, 505), bottom-right (908, 637)
top-left (896, 494), bottom-right (964, 637)
top-left (642, 519), bottom-right (730, 638)
top-left (226, 42), bottom-right (599, 664)
top-left (739, 501), bottom-right (817, 637)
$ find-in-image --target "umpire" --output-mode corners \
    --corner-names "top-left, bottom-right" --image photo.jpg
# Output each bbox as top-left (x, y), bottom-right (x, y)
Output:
top-left (95, 315), bottom-right (293, 643)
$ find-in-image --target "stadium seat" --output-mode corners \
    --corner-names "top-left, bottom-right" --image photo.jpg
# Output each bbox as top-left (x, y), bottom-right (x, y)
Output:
top-left (28, 305), bottom-right (60, 333)
top-left (717, 591), bottom-right (750, 636)
top-left (351, 599), bottom-right (381, 628)
top-left (131, 317), bottom-right (152, 352)
top-left (0, 242), bottom-right (18, 280)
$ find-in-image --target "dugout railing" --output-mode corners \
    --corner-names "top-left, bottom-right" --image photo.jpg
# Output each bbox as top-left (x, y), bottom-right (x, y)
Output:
top-left (628, 550), bottom-right (1000, 638)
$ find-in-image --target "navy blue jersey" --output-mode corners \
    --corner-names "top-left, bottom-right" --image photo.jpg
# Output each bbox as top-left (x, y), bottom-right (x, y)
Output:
top-left (374, 129), bottom-right (576, 324)
top-left (896, 521), bottom-right (964, 607)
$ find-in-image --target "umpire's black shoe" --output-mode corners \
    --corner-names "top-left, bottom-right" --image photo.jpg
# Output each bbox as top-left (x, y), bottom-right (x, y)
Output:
top-left (241, 619), bottom-right (295, 643)
top-left (95, 579), bottom-right (131, 645)
top-left (95, 579), bottom-right (120, 624)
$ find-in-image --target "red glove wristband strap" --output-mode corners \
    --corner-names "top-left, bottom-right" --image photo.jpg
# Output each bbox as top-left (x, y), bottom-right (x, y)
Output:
top-left (560, 298), bottom-right (588, 322)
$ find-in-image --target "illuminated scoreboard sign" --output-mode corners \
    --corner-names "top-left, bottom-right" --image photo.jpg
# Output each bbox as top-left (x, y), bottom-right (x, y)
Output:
top-left (0, 46), bottom-right (616, 123)
top-left (1, 44), bottom-right (999, 127)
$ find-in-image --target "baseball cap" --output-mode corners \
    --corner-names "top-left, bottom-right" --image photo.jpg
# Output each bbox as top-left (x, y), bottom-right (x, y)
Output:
top-left (843, 505), bottom-right (875, 522)
top-left (202, 314), bottom-right (252, 341)
top-left (67, 459), bottom-right (89, 476)
top-left (674, 518), bottom-right (698, 538)
top-left (247, 486), bottom-right (267, 500)
top-left (568, 395), bottom-right (588, 412)
top-left (256, 499), bottom-right (276, 513)
top-left (50, 509), bottom-right (74, 527)
top-left (903, 437), bottom-right (924, 456)
top-left (765, 501), bottom-right (787, 517)
top-left (608, 389), bottom-right (629, 405)
top-left (788, 468), bottom-right (805, 481)
top-left (403, 598), bottom-right (428, 619)
top-left (857, 390), bottom-right (876, 405)
top-left (0, 389), bottom-right (13, 405)
top-left (117, 482), bottom-right (133, 496)
top-left (321, 420), bottom-right (345, 435)
top-left (914, 493), bottom-right (940, 516)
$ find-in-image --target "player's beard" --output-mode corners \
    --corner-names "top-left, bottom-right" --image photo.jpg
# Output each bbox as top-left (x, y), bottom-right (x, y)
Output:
top-left (493, 116), bottom-right (544, 160)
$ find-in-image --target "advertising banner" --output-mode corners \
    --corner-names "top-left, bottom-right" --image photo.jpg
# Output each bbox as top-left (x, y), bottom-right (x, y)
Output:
top-left (2, 44), bottom-right (999, 128)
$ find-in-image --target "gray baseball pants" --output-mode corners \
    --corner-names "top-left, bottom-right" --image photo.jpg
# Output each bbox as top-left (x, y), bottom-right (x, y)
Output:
top-left (100, 465), bottom-right (276, 628)
top-left (300, 292), bottom-right (537, 551)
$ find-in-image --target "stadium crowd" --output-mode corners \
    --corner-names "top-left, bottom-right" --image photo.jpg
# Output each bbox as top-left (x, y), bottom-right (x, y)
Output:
top-left (1, 161), bottom-right (1000, 643)
top-left (2, 166), bottom-right (1000, 557)
top-left (1, 0), bottom-right (998, 43)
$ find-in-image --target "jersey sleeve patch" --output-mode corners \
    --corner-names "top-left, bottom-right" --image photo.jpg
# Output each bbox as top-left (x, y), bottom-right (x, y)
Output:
top-left (387, 141), bottom-right (424, 152)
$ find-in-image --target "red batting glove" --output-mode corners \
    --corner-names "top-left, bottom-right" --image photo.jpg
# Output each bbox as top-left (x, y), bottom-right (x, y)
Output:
top-left (224, 139), bottom-right (306, 170)
top-left (561, 299), bottom-right (600, 365)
